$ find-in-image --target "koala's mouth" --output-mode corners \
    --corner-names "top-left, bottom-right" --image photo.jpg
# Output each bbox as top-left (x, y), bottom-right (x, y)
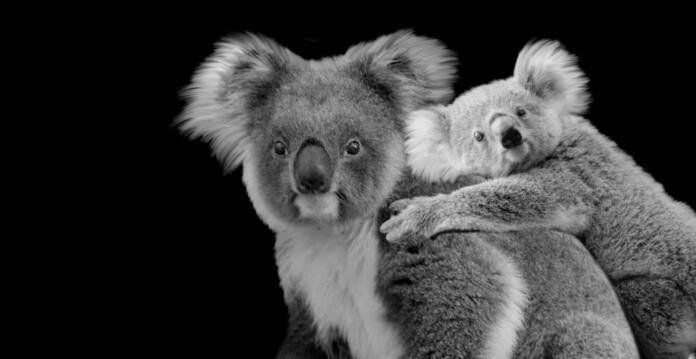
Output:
top-left (503, 138), bottom-right (532, 163)
top-left (293, 192), bottom-right (340, 221)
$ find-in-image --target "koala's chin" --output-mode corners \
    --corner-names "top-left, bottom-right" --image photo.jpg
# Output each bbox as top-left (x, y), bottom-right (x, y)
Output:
top-left (294, 193), bottom-right (340, 222)
top-left (504, 142), bottom-right (530, 163)
top-left (498, 142), bottom-right (532, 176)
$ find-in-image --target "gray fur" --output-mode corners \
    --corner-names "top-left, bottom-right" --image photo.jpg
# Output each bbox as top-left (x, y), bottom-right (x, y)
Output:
top-left (180, 33), bottom-right (640, 359)
top-left (380, 230), bottom-right (637, 359)
top-left (276, 296), bottom-right (338, 359)
top-left (383, 39), bottom-right (696, 358)
top-left (378, 175), bottom-right (638, 359)
top-left (274, 174), bottom-right (640, 359)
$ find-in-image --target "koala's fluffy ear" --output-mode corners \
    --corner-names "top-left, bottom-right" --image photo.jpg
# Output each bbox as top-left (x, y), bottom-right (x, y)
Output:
top-left (178, 34), bottom-right (303, 171)
top-left (343, 30), bottom-right (458, 112)
top-left (513, 40), bottom-right (590, 115)
top-left (405, 106), bottom-right (460, 182)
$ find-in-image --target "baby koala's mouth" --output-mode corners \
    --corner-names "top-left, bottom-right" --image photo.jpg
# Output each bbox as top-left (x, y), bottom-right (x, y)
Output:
top-left (294, 192), bottom-right (340, 221)
top-left (503, 139), bottom-right (530, 164)
top-left (498, 126), bottom-right (529, 162)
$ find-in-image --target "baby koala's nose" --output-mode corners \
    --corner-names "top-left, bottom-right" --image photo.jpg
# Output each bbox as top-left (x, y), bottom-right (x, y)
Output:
top-left (501, 127), bottom-right (523, 149)
top-left (294, 143), bottom-right (333, 195)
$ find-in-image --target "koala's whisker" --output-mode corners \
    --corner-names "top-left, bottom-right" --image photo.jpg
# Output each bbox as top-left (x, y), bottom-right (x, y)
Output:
top-left (335, 190), bottom-right (349, 221)
top-left (335, 190), bottom-right (348, 202)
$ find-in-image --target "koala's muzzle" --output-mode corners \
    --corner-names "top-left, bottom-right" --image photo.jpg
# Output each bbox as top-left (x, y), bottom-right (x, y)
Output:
top-left (501, 127), bottom-right (523, 149)
top-left (294, 143), bottom-right (333, 194)
top-left (491, 114), bottom-right (523, 149)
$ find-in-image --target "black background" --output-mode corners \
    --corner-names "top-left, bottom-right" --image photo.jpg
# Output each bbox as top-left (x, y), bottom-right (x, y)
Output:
top-left (88, 9), bottom-right (695, 357)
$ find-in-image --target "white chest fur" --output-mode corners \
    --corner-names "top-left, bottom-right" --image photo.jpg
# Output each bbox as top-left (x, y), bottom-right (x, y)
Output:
top-left (275, 220), bottom-right (405, 359)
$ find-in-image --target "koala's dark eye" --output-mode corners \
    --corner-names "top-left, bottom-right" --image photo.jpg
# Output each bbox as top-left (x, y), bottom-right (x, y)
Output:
top-left (345, 140), bottom-right (361, 155)
top-left (515, 107), bottom-right (527, 117)
top-left (273, 141), bottom-right (288, 156)
top-left (473, 131), bottom-right (485, 142)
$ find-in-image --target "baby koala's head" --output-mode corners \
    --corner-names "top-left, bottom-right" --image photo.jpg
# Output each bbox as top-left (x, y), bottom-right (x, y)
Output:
top-left (407, 40), bottom-right (589, 181)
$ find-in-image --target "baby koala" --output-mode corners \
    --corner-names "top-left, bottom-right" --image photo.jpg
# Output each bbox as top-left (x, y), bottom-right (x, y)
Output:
top-left (380, 40), bottom-right (696, 359)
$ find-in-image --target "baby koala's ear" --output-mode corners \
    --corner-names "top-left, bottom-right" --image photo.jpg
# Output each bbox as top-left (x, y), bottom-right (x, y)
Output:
top-left (405, 106), bottom-right (457, 182)
top-left (178, 33), bottom-right (304, 171)
top-left (343, 30), bottom-right (458, 112)
top-left (513, 40), bottom-right (590, 115)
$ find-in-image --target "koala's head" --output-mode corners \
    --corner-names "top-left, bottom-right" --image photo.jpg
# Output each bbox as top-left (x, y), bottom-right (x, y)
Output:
top-left (178, 31), bottom-right (457, 231)
top-left (407, 40), bottom-right (589, 181)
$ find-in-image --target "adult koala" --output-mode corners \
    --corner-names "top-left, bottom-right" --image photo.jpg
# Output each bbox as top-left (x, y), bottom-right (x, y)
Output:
top-left (178, 31), bottom-right (638, 358)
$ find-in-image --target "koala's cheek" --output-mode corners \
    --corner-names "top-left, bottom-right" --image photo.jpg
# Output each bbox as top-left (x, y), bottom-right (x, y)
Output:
top-left (467, 146), bottom-right (496, 176)
top-left (332, 163), bottom-right (377, 219)
top-left (331, 169), bottom-right (363, 217)
top-left (252, 152), bottom-right (297, 220)
top-left (360, 152), bottom-right (400, 205)
top-left (527, 116), bottom-right (561, 154)
top-left (521, 130), bottom-right (554, 165)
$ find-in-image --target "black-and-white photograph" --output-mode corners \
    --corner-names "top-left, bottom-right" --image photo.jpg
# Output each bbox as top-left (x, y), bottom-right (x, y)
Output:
top-left (90, 8), bottom-right (695, 359)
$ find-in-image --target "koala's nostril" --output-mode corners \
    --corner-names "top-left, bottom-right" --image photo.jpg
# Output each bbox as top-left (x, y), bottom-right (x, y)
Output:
top-left (501, 128), bottom-right (523, 149)
top-left (298, 175), bottom-right (329, 194)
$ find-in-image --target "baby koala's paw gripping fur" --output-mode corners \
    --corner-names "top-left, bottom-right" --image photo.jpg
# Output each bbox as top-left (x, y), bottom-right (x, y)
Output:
top-left (380, 196), bottom-right (445, 242)
top-left (381, 195), bottom-right (493, 242)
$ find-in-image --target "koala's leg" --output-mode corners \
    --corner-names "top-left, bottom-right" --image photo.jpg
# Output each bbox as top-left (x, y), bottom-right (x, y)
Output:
top-left (545, 312), bottom-right (639, 359)
top-left (378, 232), bottom-right (522, 359)
top-left (276, 299), bottom-right (333, 359)
top-left (614, 277), bottom-right (696, 359)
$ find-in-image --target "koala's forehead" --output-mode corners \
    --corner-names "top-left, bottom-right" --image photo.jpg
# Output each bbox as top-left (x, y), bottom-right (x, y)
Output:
top-left (256, 70), bottom-right (395, 137)
top-left (448, 79), bottom-right (529, 120)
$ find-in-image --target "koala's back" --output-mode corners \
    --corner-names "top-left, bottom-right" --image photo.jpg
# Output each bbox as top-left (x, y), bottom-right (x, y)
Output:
top-left (495, 230), bottom-right (639, 358)
top-left (380, 229), bottom-right (639, 359)
top-left (551, 118), bottom-right (696, 289)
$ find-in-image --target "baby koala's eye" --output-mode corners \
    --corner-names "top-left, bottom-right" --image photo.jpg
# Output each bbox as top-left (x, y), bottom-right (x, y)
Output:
top-left (273, 141), bottom-right (288, 156)
top-left (473, 131), bottom-right (485, 142)
top-left (345, 140), bottom-right (361, 155)
top-left (515, 107), bottom-right (527, 117)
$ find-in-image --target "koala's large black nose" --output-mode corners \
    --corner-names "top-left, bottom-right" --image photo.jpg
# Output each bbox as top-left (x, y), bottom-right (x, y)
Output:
top-left (294, 143), bottom-right (333, 194)
top-left (501, 127), bottom-right (523, 149)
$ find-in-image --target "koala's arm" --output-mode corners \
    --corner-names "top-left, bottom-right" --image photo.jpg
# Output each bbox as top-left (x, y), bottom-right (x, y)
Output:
top-left (381, 164), bottom-right (596, 241)
top-left (447, 167), bottom-right (595, 232)
top-left (276, 298), bottom-right (333, 359)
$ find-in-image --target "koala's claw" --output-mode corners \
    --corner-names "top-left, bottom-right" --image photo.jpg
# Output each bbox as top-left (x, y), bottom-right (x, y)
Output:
top-left (389, 198), bottom-right (414, 215)
top-left (380, 215), bottom-right (419, 242)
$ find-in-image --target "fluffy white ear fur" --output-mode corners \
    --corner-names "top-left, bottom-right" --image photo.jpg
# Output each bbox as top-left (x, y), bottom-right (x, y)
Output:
top-left (177, 34), bottom-right (302, 172)
top-left (513, 40), bottom-right (590, 115)
top-left (405, 107), bottom-right (462, 182)
top-left (344, 30), bottom-right (458, 109)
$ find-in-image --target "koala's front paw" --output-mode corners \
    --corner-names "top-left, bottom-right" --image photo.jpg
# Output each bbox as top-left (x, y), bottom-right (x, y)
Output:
top-left (380, 196), bottom-right (443, 242)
